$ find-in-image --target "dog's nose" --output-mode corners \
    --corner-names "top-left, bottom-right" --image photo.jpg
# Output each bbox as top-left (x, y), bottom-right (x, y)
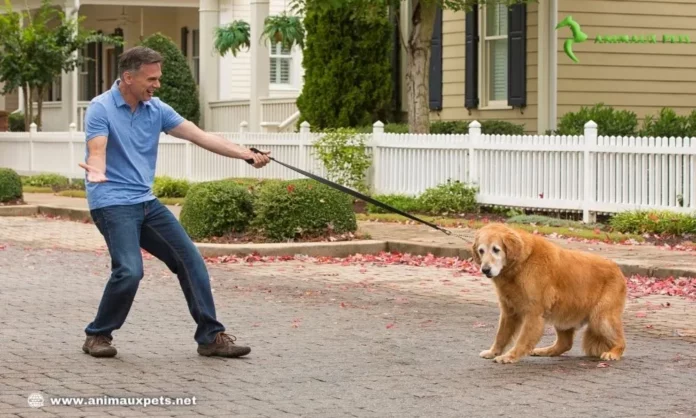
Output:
top-left (481, 266), bottom-right (491, 276)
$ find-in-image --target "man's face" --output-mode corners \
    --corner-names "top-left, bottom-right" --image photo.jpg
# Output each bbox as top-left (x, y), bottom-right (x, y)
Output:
top-left (123, 62), bottom-right (162, 101)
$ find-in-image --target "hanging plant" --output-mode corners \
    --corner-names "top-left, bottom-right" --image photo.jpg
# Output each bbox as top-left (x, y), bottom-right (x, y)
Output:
top-left (213, 20), bottom-right (251, 57)
top-left (262, 12), bottom-right (305, 50)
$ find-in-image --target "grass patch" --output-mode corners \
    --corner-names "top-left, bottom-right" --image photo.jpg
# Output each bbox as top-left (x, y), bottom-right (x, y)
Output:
top-left (357, 213), bottom-right (644, 243)
top-left (24, 186), bottom-right (54, 193)
top-left (57, 190), bottom-right (86, 198)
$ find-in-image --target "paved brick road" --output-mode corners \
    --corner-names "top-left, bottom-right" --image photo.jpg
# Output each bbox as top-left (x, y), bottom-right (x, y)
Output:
top-left (1, 219), bottom-right (695, 417)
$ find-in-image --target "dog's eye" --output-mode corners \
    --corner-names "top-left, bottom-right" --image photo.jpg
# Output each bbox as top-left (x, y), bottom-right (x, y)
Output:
top-left (478, 248), bottom-right (484, 255)
top-left (492, 247), bottom-right (500, 254)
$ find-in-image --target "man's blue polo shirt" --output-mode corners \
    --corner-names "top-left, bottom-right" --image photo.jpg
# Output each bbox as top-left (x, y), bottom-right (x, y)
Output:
top-left (84, 80), bottom-right (185, 210)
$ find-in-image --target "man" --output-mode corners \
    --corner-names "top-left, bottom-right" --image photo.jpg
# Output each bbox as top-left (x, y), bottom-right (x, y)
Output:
top-left (78, 46), bottom-right (270, 358)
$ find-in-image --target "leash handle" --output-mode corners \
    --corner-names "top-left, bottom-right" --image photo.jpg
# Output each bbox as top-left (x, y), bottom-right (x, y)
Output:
top-left (245, 147), bottom-right (271, 164)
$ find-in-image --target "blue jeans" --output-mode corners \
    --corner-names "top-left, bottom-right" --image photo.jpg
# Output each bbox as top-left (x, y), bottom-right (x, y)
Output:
top-left (85, 198), bottom-right (225, 345)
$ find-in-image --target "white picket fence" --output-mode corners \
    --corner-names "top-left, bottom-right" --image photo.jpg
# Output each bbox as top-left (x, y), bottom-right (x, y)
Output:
top-left (1, 120), bottom-right (695, 223)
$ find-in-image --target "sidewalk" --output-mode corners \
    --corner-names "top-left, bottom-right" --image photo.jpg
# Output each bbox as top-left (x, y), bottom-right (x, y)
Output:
top-left (11, 192), bottom-right (696, 278)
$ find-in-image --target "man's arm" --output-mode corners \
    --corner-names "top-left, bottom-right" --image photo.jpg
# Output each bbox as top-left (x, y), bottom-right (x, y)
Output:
top-left (168, 120), bottom-right (270, 168)
top-left (79, 103), bottom-right (109, 182)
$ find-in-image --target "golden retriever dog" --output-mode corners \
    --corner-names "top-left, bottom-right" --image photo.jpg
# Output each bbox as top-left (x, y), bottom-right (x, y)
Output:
top-left (470, 223), bottom-right (626, 364)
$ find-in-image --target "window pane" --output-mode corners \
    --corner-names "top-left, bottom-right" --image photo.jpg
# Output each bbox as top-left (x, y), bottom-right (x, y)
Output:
top-left (270, 58), bottom-right (277, 83)
top-left (486, 3), bottom-right (508, 37)
top-left (280, 58), bottom-right (290, 83)
top-left (488, 38), bottom-right (507, 101)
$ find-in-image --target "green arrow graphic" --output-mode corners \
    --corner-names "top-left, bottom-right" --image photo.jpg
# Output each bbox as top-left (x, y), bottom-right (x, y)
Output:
top-left (556, 15), bottom-right (588, 63)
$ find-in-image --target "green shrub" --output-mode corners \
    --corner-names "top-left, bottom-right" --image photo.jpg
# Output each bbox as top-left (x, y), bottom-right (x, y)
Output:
top-left (179, 180), bottom-right (255, 241)
top-left (9, 112), bottom-right (29, 132)
top-left (609, 210), bottom-right (696, 235)
top-left (153, 176), bottom-right (191, 198)
top-left (0, 168), bottom-right (23, 203)
top-left (139, 33), bottom-right (200, 125)
top-left (366, 193), bottom-right (421, 214)
top-left (417, 179), bottom-right (478, 215)
top-left (251, 179), bottom-right (357, 241)
top-left (555, 103), bottom-right (638, 136)
top-left (295, 2), bottom-right (393, 129)
top-left (312, 128), bottom-right (372, 193)
top-left (638, 108), bottom-right (696, 138)
top-left (22, 173), bottom-right (69, 188)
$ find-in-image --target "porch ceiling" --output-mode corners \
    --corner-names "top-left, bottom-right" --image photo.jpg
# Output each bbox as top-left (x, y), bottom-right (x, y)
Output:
top-left (6, 0), bottom-right (198, 11)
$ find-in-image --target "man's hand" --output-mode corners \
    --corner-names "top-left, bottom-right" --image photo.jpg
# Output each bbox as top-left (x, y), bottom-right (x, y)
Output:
top-left (81, 136), bottom-right (108, 183)
top-left (243, 149), bottom-right (271, 168)
top-left (78, 162), bottom-right (108, 183)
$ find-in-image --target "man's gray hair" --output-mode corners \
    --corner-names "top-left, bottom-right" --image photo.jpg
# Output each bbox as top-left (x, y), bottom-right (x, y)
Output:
top-left (118, 46), bottom-right (163, 76)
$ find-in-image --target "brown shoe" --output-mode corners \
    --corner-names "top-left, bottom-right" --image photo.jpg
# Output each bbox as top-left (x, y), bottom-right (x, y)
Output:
top-left (197, 332), bottom-right (251, 358)
top-left (82, 335), bottom-right (117, 358)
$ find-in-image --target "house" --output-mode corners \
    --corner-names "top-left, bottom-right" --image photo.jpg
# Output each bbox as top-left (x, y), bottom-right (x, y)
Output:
top-left (0, 0), bottom-right (303, 132)
top-left (427, 0), bottom-right (696, 134)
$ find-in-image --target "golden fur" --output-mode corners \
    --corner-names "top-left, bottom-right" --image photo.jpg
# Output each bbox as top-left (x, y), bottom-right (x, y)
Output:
top-left (471, 223), bottom-right (627, 364)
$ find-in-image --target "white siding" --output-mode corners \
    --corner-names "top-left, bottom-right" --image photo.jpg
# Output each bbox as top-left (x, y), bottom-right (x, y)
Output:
top-left (217, 0), bottom-right (304, 100)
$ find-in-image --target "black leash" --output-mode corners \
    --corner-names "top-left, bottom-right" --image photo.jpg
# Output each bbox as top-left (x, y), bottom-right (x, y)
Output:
top-left (245, 147), bottom-right (471, 242)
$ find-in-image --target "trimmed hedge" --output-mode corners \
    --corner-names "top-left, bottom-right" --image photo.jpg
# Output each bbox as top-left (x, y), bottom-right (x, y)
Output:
top-left (251, 178), bottom-right (357, 241)
top-left (179, 180), bottom-right (255, 241)
top-left (0, 168), bottom-right (23, 203)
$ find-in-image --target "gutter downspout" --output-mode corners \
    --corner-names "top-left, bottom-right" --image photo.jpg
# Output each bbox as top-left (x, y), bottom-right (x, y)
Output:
top-left (549, 0), bottom-right (558, 131)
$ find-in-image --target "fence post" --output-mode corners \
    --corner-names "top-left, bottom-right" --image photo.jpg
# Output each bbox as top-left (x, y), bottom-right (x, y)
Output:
top-left (468, 120), bottom-right (480, 186)
top-left (29, 122), bottom-right (36, 173)
top-left (372, 121), bottom-right (384, 194)
top-left (239, 121), bottom-right (248, 133)
top-left (299, 121), bottom-right (310, 173)
top-left (583, 120), bottom-right (597, 223)
top-left (69, 122), bottom-right (76, 180)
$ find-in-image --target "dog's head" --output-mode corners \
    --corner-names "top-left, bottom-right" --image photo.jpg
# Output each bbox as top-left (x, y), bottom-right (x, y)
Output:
top-left (471, 223), bottom-right (529, 279)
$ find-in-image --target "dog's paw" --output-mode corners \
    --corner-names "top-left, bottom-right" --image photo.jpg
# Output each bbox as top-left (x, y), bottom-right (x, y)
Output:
top-left (493, 354), bottom-right (519, 364)
top-left (479, 349), bottom-right (498, 359)
top-left (600, 351), bottom-right (621, 361)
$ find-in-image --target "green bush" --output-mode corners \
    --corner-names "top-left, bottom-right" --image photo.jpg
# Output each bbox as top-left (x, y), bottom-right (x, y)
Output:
top-left (251, 179), bottom-right (357, 241)
top-left (0, 168), bottom-right (23, 203)
top-left (22, 173), bottom-right (69, 188)
top-left (139, 33), bottom-right (200, 125)
top-left (179, 180), bottom-right (255, 241)
top-left (153, 176), bottom-right (191, 198)
top-left (9, 112), bottom-right (28, 132)
top-left (312, 128), bottom-right (372, 193)
top-left (366, 193), bottom-right (421, 214)
top-left (417, 179), bottom-right (478, 215)
top-left (638, 108), bottom-right (696, 138)
top-left (555, 103), bottom-right (638, 136)
top-left (295, 2), bottom-right (393, 129)
top-left (609, 210), bottom-right (696, 235)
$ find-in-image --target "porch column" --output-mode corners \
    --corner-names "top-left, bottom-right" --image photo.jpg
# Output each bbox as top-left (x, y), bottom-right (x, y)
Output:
top-left (0, 83), bottom-right (5, 110)
top-left (61, 1), bottom-right (79, 130)
top-left (199, 0), bottom-right (219, 130)
top-left (250, 0), bottom-right (270, 131)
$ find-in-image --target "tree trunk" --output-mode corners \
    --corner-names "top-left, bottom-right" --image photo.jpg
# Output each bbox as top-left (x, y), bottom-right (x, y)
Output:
top-left (22, 84), bottom-right (30, 132)
top-left (36, 85), bottom-right (44, 131)
top-left (405, 0), bottom-right (437, 134)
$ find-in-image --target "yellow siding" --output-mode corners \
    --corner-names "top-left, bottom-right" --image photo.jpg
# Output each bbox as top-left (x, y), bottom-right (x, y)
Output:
top-left (556, 0), bottom-right (696, 124)
top-left (431, 4), bottom-right (539, 133)
top-left (3, 91), bottom-right (19, 112)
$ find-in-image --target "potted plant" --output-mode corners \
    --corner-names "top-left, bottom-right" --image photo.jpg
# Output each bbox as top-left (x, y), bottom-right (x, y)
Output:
top-left (262, 12), bottom-right (305, 50)
top-left (213, 20), bottom-right (251, 57)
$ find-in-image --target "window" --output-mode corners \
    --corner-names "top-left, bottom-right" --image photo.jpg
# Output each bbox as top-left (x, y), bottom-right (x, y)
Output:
top-left (269, 42), bottom-right (291, 85)
top-left (481, 2), bottom-right (508, 105)
top-left (192, 29), bottom-right (200, 85)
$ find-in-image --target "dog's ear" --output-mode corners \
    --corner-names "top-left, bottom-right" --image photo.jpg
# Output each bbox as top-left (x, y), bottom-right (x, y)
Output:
top-left (501, 229), bottom-right (530, 266)
top-left (470, 235), bottom-right (481, 265)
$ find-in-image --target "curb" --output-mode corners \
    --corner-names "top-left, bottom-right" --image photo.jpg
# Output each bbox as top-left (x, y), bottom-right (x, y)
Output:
top-left (3, 204), bottom-right (696, 279)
